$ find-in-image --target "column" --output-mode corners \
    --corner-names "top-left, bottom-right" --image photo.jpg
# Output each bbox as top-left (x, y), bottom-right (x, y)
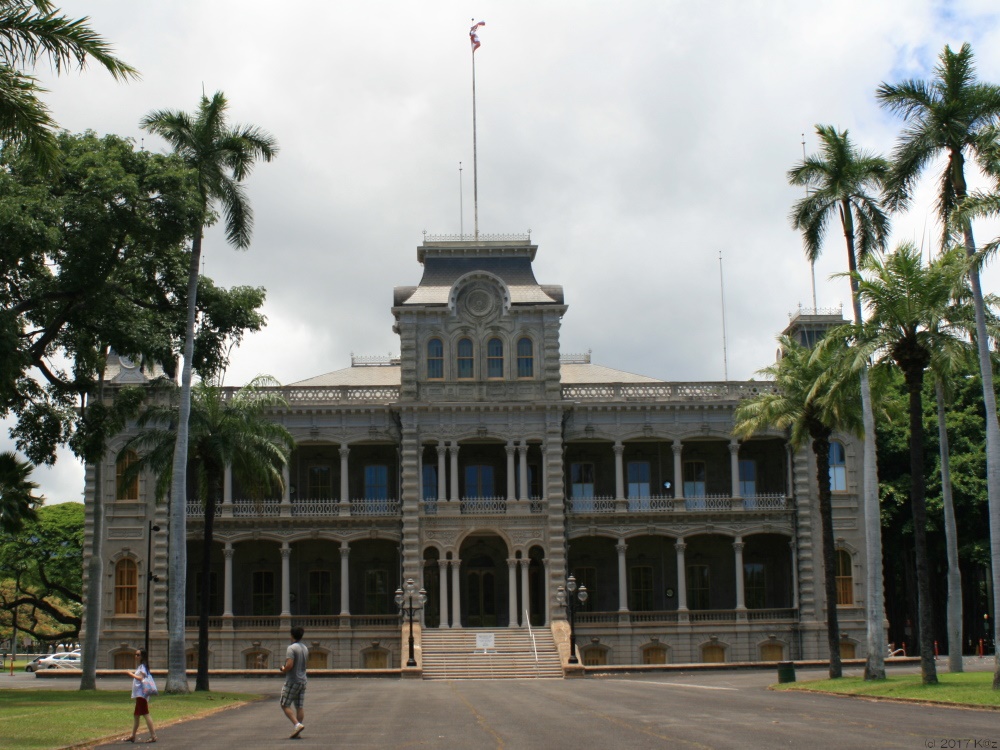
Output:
top-left (730, 439), bottom-right (741, 499)
top-left (789, 540), bottom-right (799, 610)
top-left (281, 464), bottom-right (290, 502)
top-left (223, 465), bottom-right (232, 504)
top-left (616, 539), bottom-right (628, 612)
top-left (449, 443), bottom-right (460, 501)
top-left (438, 559), bottom-right (449, 628)
top-left (506, 441), bottom-right (516, 502)
top-left (542, 558), bottom-right (550, 625)
top-left (339, 446), bottom-right (350, 503)
top-left (507, 559), bottom-right (518, 628)
top-left (785, 443), bottom-right (794, 500)
top-left (733, 536), bottom-right (746, 612)
top-left (672, 442), bottom-right (684, 500)
top-left (540, 444), bottom-right (548, 503)
top-left (518, 442), bottom-right (529, 500)
top-left (614, 441), bottom-right (625, 500)
top-left (450, 559), bottom-right (462, 628)
top-left (437, 441), bottom-right (447, 502)
top-left (675, 541), bottom-right (688, 611)
top-left (339, 542), bottom-right (350, 616)
top-left (222, 543), bottom-right (234, 618)
top-left (520, 559), bottom-right (530, 627)
top-left (280, 542), bottom-right (292, 617)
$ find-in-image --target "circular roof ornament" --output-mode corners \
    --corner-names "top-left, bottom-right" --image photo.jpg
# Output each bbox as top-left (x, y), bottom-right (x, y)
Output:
top-left (461, 285), bottom-right (499, 320)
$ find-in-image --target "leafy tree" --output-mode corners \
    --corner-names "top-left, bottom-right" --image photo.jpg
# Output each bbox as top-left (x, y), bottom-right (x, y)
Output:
top-left (877, 43), bottom-right (1000, 688)
top-left (141, 92), bottom-right (277, 693)
top-left (0, 449), bottom-right (40, 532)
top-left (0, 0), bottom-right (138, 168)
top-left (788, 124), bottom-right (891, 679)
top-left (125, 376), bottom-right (293, 691)
top-left (0, 502), bottom-right (83, 644)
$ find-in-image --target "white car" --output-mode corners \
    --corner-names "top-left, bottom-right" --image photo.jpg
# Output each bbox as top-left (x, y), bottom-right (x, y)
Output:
top-left (38, 652), bottom-right (81, 669)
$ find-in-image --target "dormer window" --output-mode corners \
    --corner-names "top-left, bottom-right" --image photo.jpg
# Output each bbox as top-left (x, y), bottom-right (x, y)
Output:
top-left (487, 338), bottom-right (504, 379)
top-left (517, 337), bottom-right (534, 378)
top-left (457, 338), bottom-right (474, 379)
top-left (427, 338), bottom-right (444, 379)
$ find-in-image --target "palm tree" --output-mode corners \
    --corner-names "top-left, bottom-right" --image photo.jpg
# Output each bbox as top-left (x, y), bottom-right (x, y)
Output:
top-left (0, 0), bottom-right (138, 168)
top-left (877, 43), bottom-right (1000, 688)
top-left (140, 92), bottom-right (277, 693)
top-left (734, 335), bottom-right (863, 678)
top-left (845, 244), bottom-right (970, 685)
top-left (0, 450), bottom-right (40, 533)
top-left (788, 124), bottom-right (891, 680)
top-left (126, 376), bottom-right (293, 691)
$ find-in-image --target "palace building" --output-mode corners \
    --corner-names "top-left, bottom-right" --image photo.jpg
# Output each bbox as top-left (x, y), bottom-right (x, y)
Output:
top-left (86, 235), bottom-right (869, 674)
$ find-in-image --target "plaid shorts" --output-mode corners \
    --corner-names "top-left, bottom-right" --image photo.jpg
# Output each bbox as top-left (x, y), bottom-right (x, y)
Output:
top-left (280, 681), bottom-right (306, 709)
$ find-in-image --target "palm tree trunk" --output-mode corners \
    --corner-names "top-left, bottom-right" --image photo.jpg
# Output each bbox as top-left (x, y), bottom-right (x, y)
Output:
top-left (196, 485), bottom-right (217, 692)
top-left (903, 364), bottom-right (937, 684)
top-left (166, 230), bottom-right (202, 694)
top-left (812, 430), bottom-right (842, 678)
top-left (79, 362), bottom-right (107, 690)
top-left (936, 378), bottom-right (963, 672)
top-left (841, 203), bottom-right (887, 680)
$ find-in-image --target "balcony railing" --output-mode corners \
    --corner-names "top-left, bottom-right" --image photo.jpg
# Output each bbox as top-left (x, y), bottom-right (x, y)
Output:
top-left (567, 494), bottom-right (788, 514)
top-left (186, 498), bottom-right (400, 519)
top-left (575, 608), bottom-right (798, 625)
top-left (184, 614), bottom-right (400, 629)
top-left (562, 382), bottom-right (779, 403)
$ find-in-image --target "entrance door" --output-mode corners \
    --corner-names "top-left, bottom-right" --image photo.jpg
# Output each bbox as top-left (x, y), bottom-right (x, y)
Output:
top-left (466, 567), bottom-right (497, 627)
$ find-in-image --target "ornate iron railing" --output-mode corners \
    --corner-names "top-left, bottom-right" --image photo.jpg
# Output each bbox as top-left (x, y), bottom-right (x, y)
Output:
top-left (562, 382), bottom-right (779, 402)
top-left (291, 498), bottom-right (340, 517)
top-left (460, 497), bottom-right (507, 514)
top-left (567, 496), bottom-right (616, 513)
top-left (350, 499), bottom-right (401, 516)
top-left (232, 499), bottom-right (280, 518)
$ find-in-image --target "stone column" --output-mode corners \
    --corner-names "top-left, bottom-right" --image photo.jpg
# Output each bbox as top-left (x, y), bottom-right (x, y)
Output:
top-left (730, 439), bottom-right (741, 499)
top-left (280, 542), bottom-right (292, 617)
top-left (280, 463), bottom-right (291, 517)
top-left (506, 441), bottom-right (516, 502)
top-left (449, 443), bottom-right (460, 502)
top-left (789, 540), bottom-right (799, 610)
top-left (734, 536), bottom-right (746, 613)
top-left (520, 559), bottom-right (530, 627)
top-left (339, 446), bottom-right (350, 504)
top-left (542, 558), bottom-right (550, 625)
top-left (614, 441), bottom-right (625, 501)
top-left (672, 442), bottom-right (684, 500)
top-left (438, 559), bottom-right (449, 628)
top-left (507, 559), bottom-right (518, 627)
top-left (222, 542), bottom-right (234, 618)
top-left (675, 541), bottom-right (688, 611)
top-left (223, 465), bottom-right (233, 504)
top-left (518, 442), bottom-right (529, 500)
top-left (437, 441), bottom-right (447, 502)
top-left (450, 558), bottom-right (462, 628)
top-left (785, 443), bottom-right (794, 500)
top-left (339, 542), bottom-right (350, 616)
top-left (540, 445), bottom-right (548, 502)
top-left (616, 539), bottom-right (628, 612)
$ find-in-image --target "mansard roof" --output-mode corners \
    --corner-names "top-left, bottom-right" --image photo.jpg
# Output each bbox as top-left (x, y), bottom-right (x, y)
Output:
top-left (393, 236), bottom-right (564, 307)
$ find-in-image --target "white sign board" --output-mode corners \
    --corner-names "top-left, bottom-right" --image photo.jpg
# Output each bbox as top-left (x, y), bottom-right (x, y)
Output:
top-left (475, 633), bottom-right (496, 652)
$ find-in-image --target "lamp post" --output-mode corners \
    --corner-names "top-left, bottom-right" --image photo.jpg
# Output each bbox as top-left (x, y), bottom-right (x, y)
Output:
top-left (395, 578), bottom-right (427, 668)
top-left (144, 522), bottom-right (160, 655)
top-left (556, 575), bottom-right (588, 665)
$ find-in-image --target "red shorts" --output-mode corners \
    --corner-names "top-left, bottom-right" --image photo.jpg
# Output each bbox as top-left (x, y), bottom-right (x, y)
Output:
top-left (134, 697), bottom-right (149, 716)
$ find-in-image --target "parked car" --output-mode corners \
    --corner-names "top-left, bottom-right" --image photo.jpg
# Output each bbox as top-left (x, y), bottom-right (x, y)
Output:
top-left (38, 652), bottom-right (81, 669)
top-left (24, 655), bottom-right (46, 673)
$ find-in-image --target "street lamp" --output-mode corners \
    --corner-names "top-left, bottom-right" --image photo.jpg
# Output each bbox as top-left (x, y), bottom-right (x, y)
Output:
top-left (144, 522), bottom-right (160, 655)
top-left (395, 578), bottom-right (427, 668)
top-left (556, 575), bottom-right (588, 665)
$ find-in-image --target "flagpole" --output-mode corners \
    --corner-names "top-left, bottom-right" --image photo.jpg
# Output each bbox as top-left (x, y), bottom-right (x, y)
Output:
top-left (459, 162), bottom-right (464, 238)
top-left (471, 29), bottom-right (479, 242)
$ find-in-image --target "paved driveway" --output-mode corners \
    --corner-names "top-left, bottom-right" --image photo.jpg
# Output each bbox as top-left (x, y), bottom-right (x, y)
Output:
top-left (75, 662), bottom-right (999, 750)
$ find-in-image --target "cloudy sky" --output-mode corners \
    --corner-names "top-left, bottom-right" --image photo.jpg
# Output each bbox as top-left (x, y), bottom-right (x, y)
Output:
top-left (8, 0), bottom-right (1000, 503)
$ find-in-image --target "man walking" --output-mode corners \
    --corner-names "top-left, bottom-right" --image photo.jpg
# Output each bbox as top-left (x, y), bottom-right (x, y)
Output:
top-left (278, 626), bottom-right (309, 738)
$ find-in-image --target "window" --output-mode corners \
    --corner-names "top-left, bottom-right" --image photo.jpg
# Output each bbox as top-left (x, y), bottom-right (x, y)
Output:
top-left (643, 645), bottom-right (668, 664)
top-left (464, 464), bottom-right (495, 498)
top-left (702, 644), bottom-right (725, 663)
top-left (829, 441), bottom-right (847, 492)
top-left (487, 337), bottom-right (504, 378)
top-left (583, 648), bottom-right (607, 666)
top-left (570, 462), bottom-right (595, 498)
top-left (739, 460), bottom-right (756, 496)
top-left (514, 462), bottom-right (540, 499)
top-left (457, 338), bottom-right (474, 379)
top-left (193, 571), bottom-right (219, 615)
top-left (629, 565), bottom-right (654, 611)
top-left (835, 549), bottom-right (853, 605)
top-left (516, 337), bottom-right (534, 378)
top-left (744, 562), bottom-right (765, 609)
top-left (364, 464), bottom-right (389, 500)
top-left (116, 450), bottom-right (139, 500)
top-left (307, 463), bottom-right (333, 499)
top-left (114, 558), bottom-right (138, 615)
top-left (251, 571), bottom-right (275, 615)
top-left (422, 464), bottom-right (437, 501)
top-left (627, 461), bottom-right (651, 498)
top-left (683, 461), bottom-right (706, 498)
top-left (687, 564), bottom-right (710, 609)
top-left (573, 567), bottom-right (596, 612)
top-left (427, 338), bottom-right (444, 379)
top-left (761, 643), bottom-right (784, 661)
top-left (308, 570), bottom-right (333, 614)
top-left (364, 569), bottom-right (389, 614)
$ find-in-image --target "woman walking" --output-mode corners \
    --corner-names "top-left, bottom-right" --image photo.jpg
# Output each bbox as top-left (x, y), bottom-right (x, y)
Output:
top-left (124, 648), bottom-right (157, 743)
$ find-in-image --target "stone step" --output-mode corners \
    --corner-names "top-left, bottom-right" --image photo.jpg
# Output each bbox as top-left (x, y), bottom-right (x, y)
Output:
top-left (421, 629), bottom-right (563, 680)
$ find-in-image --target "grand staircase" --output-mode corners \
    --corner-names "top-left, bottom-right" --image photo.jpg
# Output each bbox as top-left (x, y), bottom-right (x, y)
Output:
top-left (420, 628), bottom-right (563, 680)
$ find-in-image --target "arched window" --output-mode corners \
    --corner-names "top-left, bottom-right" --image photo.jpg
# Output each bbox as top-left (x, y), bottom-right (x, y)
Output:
top-left (829, 441), bottom-right (847, 492)
top-left (114, 558), bottom-right (138, 615)
top-left (835, 549), bottom-right (853, 605)
top-left (516, 337), bottom-right (534, 378)
top-left (457, 338), bottom-right (474, 379)
top-left (116, 449), bottom-right (139, 500)
top-left (427, 338), bottom-right (444, 379)
top-left (487, 338), bottom-right (504, 378)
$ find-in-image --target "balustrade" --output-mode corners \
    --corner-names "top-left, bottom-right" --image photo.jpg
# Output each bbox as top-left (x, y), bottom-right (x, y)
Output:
top-left (561, 382), bottom-right (779, 402)
top-left (566, 494), bottom-right (788, 515)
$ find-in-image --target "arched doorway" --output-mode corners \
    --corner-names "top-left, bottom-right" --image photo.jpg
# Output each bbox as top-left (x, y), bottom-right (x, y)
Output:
top-left (460, 534), bottom-right (509, 627)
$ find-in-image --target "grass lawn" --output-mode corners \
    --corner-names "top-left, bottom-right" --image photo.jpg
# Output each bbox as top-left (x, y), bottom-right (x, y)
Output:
top-left (773, 672), bottom-right (1000, 708)
top-left (0, 689), bottom-right (263, 749)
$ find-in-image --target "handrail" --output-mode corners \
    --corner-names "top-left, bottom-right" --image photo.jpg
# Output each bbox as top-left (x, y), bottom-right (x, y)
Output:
top-left (525, 610), bottom-right (538, 664)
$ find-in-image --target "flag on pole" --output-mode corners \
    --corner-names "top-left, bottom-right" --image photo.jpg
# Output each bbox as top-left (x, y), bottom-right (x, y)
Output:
top-left (470, 21), bottom-right (485, 52)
